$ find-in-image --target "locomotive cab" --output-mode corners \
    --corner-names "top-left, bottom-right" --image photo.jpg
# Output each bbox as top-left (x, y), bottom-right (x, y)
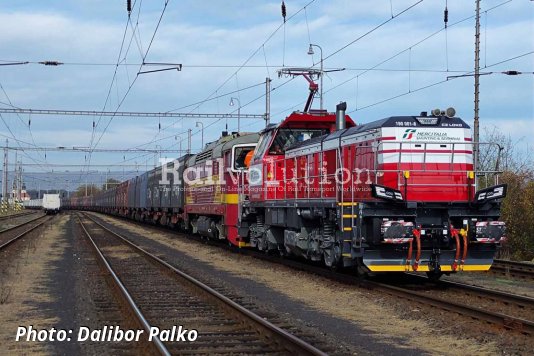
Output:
top-left (248, 110), bottom-right (355, 202)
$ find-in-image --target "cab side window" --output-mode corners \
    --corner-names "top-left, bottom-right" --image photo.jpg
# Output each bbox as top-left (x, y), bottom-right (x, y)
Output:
top-left (252, 131), bottom-right (273, 161)
top-left (233, 145), bottom-right (256, 170)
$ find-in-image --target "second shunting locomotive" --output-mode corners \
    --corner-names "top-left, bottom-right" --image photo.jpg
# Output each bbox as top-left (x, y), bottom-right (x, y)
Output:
top-left (66, 103), bottom-right (506, 278)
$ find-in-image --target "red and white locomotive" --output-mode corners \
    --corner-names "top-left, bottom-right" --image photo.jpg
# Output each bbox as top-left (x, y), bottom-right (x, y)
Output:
top-left (239, 103), bottom-right (506, 277)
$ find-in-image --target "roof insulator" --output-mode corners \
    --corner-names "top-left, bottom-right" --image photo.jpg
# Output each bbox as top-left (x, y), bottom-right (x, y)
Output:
top-left (502, 70), bottom-right (521, 75)
top-left (39, 61), bottom-right (63, 66)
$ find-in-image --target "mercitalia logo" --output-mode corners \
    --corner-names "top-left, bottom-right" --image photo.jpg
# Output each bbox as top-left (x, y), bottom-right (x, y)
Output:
top-left (402, 129), bottom-right (416, 139)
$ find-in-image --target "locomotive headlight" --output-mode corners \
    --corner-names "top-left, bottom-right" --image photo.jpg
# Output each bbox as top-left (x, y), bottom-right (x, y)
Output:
top-left (381, 220), bottom-right (414, 243)
top-left (475, 221), bottom-right (506, 243)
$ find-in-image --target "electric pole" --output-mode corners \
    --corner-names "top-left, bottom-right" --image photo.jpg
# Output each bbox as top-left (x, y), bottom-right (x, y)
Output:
top-left (18, 161), bottom-right (22, 201)
top-left (13, 151), bottom-right (17, 201)
top-left (2, 140), bottom-right (8, 203)
top-left (473, 0), bottom-right (481, 171)
top-left (187, 129), bottom-right (192, 154)
top-left (265, 77), bottom-right (271, 127)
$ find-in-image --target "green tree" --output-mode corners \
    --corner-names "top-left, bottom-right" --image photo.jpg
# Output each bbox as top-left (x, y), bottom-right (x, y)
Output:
top-left (73, 184), bottom-right (101, 198)
top-left (102, 178), bottom-right (120, 190)
top-left (499, 173), bottom-right (534, 261)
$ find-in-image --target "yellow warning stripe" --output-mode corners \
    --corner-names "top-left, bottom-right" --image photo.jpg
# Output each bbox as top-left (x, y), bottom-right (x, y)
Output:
top-left (338, 202), bottom-right (358, 206)
top-left (185, 194), bottom-right (237, 205)
top-left (367, 265), bottom-right (419, 272)
top-left (342, 214), bottom-right (358, 218)
top-left (461, 264), bottom-right (492, 271)
top-left (223, 194), bottom-right (239, 204)
top-left (366, 264), bottom-right (492, 272)
top-left (343, 227), bottom-right (352, 231)
top-left (238, 241), bottom-right (250, 248)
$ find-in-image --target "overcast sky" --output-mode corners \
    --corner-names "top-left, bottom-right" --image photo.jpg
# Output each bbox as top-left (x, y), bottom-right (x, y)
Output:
top-left (0, 0), bottom-right (532, 189)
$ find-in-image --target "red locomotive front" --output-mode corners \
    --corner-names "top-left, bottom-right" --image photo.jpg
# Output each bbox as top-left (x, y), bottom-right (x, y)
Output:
top-left (239, 104), bottom-right (506, 278)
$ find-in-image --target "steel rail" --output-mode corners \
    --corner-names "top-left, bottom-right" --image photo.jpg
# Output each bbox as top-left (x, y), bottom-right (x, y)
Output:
top-left (81, 212), bottom-right (534, 336)
top-left (370, 281), bottom-right (534, 335)
top-left (0, 213), bottom-right (47, 235)
top-left (82, 212), bottom-right (327, 356)
top-left (0, 211), bottom-right (38, 222)
top-left (78, 216), bottom-right (171, 356)
top-left (436, 278), bottom-right (534, 308)
top-left (0, 215), bottom-right (50, 250)
top-left (247, 248), bottom-right (534, 335)
top-left (494, 259), bottom-right (534, 271)
top-left (252, 250), bottom-right (534, 335)
top-left (404, 273), bottom-right (534, 308)
top-left (77, 215), bottom-right (171, 356)
top-left (491, 260), bottom-right (534, 281)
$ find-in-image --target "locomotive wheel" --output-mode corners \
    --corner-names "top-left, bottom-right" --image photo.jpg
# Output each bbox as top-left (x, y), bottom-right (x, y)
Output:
top-left (278, 247), bottom-right (287, 258)
top-left (323, 245), bottom-right (341, 269)
top-left (426, 271), bottom-right (443, 281)
top-left (257, 236), bottom-right (268, 252)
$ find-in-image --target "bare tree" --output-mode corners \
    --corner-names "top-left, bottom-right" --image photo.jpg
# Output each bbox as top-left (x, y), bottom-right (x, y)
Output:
top-left (73, 184), bottom-right (101, 198)
top-left (480, 126), bottom-right (534, 261)
top-left (479, 126), bottom-right (533, 174)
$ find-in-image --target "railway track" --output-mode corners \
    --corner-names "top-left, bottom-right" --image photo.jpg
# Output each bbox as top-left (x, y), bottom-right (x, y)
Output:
top-left (400, 273), bottom-right (534, 331)
top-left (0, 210), bottom-right (39, 222)
top-left (490, 259), bottom-right (534, 281)
top-left (77, 213), bottom-right (327, 356)
top-left (371, 280), bottom-right (534, 334)
top-left (85, 212), bottom-right (534, 337)
top-left (433, 277), bottom-right (534, 310)
top-left (0, 214), bottom-right (50, 250)
top-left (250, 251), bottom-right (534, 336)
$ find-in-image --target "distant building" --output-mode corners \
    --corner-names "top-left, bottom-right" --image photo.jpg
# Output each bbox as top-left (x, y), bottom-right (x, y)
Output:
top-left (10, 189), bottom-right (30, 202)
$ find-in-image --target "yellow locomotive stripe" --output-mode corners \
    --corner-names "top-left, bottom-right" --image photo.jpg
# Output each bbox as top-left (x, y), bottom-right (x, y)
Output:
top-left (223, 194), bottom-right (239, 204)
top-left (461, 264), bottom-right (492, 271)
top-left (343, 227), bottom-right (353, 231)
top-left (238, 241), bottom-right (250, 248)
top-left (338, 202), bottom-right (358, 206)
top-left (342, 214), bottom-right (358, 218)
top-left (367, 265), bottom-right (416, 272)
top-left (366, 264), bottom-right (492, 272)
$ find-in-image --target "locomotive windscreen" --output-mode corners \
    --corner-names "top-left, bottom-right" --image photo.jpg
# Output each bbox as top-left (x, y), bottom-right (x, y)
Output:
top-left (269, 128), bottom-right (328, 154)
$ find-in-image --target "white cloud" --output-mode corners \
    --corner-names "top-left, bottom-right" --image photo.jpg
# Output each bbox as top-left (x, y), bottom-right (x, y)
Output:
top-left (0, 0), bottom-right (532, 186)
